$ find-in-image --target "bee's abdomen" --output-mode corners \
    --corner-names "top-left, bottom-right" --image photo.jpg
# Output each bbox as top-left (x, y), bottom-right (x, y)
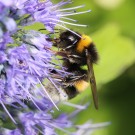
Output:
top-left (87, 42), bottom-right (99, 63)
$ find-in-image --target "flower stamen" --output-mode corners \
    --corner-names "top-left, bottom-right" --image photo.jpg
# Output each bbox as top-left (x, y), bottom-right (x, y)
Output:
top-left (37, 78), bottom-right (59, 110)
top-left (58, 10), bottom-right (91, 17)
top-left (0, 100), bottom-right (17, 124)
top-left (56, 4), bottom-right (85, 12)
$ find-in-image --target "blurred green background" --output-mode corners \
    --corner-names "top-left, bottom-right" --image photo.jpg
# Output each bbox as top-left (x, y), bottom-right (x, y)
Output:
top-left (54, 0), bottom-right (135, 134)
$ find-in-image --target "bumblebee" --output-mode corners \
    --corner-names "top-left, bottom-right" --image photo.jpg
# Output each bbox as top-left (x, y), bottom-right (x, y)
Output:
top-left (45, 30), bottom-right (99, 109)
top-left (52, 30), bottom-right (99, 109)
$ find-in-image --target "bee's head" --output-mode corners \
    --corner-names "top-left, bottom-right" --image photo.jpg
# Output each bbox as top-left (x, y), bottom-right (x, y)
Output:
top-left (59, 30), bottom-right (81, 48)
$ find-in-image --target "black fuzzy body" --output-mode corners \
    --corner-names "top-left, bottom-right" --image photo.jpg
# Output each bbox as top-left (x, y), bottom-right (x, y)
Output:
top-left (53, 30), bottom-right (99, 100)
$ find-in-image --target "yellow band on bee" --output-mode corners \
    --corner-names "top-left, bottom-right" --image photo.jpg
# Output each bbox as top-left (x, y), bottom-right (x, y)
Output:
top-left (76, 34), bottom-right (93, 53)
top-left (75, 80), bottom-right (89, 93)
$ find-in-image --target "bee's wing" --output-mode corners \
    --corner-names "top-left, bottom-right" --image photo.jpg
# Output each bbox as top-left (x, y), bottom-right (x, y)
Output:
top-left (85, 49), bottom-right (98, 109)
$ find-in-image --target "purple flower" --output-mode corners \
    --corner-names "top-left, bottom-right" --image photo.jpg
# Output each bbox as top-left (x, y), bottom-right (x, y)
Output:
top-left (8, 44), bottom-right (51, 77)
top-left (2, 17), bottom-right (17, 32)
top-left (0, 78), bottom-right (5, 98)
top-left (0, 32), bottom-right (13, 49)
top-left (17, 106), bottom-right (108, 135)
top-left (0, 29), bottom-right (67, 123)
top-left (1, 41), bottom-right (59, 103)
top-left (22, 30), bottom-right (52, 49)
top-left (0, 3), bottom-right (16, 33)
top-left (72, 121), bottom-right (110, 135)
top-left (0, 0), bottom-right (14, 7)
top-left (16, 0), bottom-right (90, 31)
top-left (0, 0), bottom-right (109, 135)
top-left (3, 129), bottom-right (21, 135)
top-left (1, 110), bottom-right (110, 135)
top-left (0, 51), bottom-right (7, 63)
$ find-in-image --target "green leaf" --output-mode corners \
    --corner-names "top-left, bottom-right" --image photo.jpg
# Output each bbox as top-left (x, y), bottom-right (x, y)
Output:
top-left (92, 23), bottom-right (135, 85)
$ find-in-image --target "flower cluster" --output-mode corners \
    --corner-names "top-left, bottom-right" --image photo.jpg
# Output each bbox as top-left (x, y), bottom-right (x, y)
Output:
top-left (0, 0), bottom-right (109, 134)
